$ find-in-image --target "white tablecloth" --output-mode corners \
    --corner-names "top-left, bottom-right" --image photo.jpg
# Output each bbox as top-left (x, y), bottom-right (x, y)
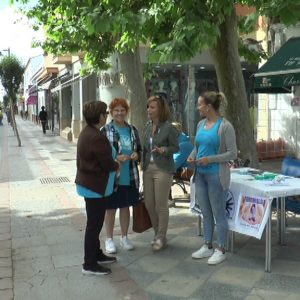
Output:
top-left (190, 169), bottom-right (300, 239)
top-left (227, 170), bottom-right (300, 238)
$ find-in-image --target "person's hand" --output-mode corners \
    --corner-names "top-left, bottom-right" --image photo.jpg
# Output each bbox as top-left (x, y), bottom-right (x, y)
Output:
top-left (151, 146), bottom-right (165, 155)
top-left (196, 157), bottom-right (209, 166)
top-left (117, 154), bottom-right (130, 163)
top-left (130, 152), bottom-right (139, 161)
top-left (115, 160), bottom-right (121, 176)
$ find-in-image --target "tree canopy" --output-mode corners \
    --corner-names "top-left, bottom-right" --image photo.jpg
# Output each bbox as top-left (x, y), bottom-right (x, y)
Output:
top-left (15, 0), bottom-right (300, 163)
top-left (0, 55), bottom-right (24, 103)
top-left (16, 0), bottom-right (300, 71)
top-left (0, 54), bottom-right (24, 146)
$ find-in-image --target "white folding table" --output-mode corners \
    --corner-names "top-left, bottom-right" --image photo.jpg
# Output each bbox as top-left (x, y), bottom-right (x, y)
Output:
top-left (229, 172), bottom-right (300, 272)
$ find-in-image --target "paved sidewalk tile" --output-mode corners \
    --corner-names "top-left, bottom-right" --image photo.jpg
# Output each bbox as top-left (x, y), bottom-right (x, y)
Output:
top-left (0, 289), bottom-right (13, 300)
top-left (0, 278), bottom-right (13, 289)
top-left (0, 258), bottom-right (12, 268)
top-left (0, 234), bottom-right (11, 242)
top-left (0, 249), bottom-right (10, 258)
top-left (0, 267), bottom-right (12, 278)
top-left (2, 117), bottom-right (300, 300)
top-left (0, 240), bottom-right (11, 250)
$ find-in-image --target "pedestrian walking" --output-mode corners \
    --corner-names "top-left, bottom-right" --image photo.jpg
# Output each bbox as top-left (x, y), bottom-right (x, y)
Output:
top-left (101, 98), bottom-right (141, 254)
top-left (5, 108), bottom-right (11, 125)
top-left (0, 108), bottom-right (3, 126)
top-left (38, 106), bottom-right (48, 134)
top-left (75, 100), bottom-right (120, 276)
top-left (142, 95), bottom-right (179, 251)
top-left (188, 91), bottom-right (237, 265)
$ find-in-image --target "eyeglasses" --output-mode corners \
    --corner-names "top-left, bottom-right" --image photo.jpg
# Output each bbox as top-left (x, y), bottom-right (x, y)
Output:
top-left (101, 111), bottom-right (109, 115)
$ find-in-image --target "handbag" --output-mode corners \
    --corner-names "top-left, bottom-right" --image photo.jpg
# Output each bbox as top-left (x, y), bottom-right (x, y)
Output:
top-left (132, 193), bottom-right (152, 233)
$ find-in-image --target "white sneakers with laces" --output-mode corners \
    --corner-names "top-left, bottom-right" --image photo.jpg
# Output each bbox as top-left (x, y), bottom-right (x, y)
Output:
top-left (192, 245), bottom-right (226, 265)
top-left (105, 238), bottom-right (117, 254)
top-left (120, 236), bottom-right (134, 251)
top-left (192, 244), bottom-right (214, 259)
top-left (207, 248), bottom-right (226, 265)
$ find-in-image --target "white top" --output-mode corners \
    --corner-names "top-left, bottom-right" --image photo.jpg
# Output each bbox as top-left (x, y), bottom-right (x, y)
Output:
top-left (149, 137), bottom-right (154, 162)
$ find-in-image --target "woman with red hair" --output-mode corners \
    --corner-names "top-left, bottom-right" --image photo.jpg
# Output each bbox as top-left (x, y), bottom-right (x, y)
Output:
top-left (101, 98), bottom-right (141, 254)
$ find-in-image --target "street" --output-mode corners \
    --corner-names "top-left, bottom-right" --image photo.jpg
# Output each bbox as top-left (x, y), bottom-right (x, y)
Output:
top-left (1, 116), bottom-right (300, 300)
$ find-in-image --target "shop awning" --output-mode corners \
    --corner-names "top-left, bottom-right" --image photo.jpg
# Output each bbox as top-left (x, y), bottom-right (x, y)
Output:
top-left (254, 37), bottom-right (300, 93)
top-left (26, 95), bottom-right (38, 105)
top-left (26, 85), bottom-right (38, 105)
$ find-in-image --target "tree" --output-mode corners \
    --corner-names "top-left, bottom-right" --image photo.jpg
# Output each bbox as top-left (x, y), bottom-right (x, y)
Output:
top-left (128, 0), bottom-right (300, 166)
top-left (3, 95), bottom-right (9, 108)
top-left (17, 0), bottom-right (148, 138)
top-left (0, 55), bottom-right (24, 146)
top-left (17, 0), bottom-right (300, 164)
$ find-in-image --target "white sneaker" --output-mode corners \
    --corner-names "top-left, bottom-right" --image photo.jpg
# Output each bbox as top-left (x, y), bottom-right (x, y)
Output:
top-left (192, 244), bottom-right (214, 259)
top-left (105, 238), bottom-right (117, 254)
top-left (120, 236), bottom-right (134, 251)
top-left (207, 249), bottom-right (226, 265)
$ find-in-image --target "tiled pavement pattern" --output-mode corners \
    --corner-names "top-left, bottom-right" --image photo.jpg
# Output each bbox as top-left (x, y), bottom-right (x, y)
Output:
top-left (0, 116), bottom-right (300, 300)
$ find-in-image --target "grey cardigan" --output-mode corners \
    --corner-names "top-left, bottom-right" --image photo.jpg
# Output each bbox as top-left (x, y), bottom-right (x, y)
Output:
top-left (189, 118), bottom-right (237, 190)
top-left (142, 121), bottom-right (179, 173)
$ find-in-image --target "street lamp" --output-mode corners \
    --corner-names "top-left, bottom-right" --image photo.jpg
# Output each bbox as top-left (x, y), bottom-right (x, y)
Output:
top-left (0, 48), bottom-right (10, 57)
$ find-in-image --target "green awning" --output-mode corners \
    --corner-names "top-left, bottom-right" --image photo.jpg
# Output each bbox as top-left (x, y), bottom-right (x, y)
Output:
top-left (254, 37), bottom-right (300, 93)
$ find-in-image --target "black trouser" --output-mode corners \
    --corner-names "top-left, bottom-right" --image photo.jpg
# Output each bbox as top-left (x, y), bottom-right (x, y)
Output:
top-left (41, 121), bottom-right (47, 133)
top-left (84, 197), bottom-right (107, 267)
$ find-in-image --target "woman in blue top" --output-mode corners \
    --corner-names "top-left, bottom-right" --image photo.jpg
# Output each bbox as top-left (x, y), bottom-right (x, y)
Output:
top-left (101, 98), bottom-right (141, 254)
top-left (188, 91), bottom-right (237, 265)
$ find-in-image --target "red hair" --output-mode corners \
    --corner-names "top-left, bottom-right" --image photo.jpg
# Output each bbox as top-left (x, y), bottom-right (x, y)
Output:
top-left (109, 98), bottom-right (130, 113)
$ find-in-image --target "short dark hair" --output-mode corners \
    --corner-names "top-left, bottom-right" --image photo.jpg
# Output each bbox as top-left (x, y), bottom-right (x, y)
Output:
top-left (83, 100), bottom-right (107, 126)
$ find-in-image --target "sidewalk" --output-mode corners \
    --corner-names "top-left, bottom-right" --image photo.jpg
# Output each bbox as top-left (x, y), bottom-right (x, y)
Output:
top-left (1, 117), bottom-right (300, 300)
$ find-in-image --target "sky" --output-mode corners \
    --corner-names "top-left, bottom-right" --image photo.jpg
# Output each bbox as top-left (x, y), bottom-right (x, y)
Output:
top-left (0, 0), bottom-right (43, 63)
top-left (0, 0), bottom-right (43, 100)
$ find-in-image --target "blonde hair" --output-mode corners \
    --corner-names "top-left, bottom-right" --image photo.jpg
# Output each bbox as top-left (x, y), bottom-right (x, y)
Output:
top-left (201, 91), bottom-right (226, 112)
top-left (147, 95), bottom-right (171, 122)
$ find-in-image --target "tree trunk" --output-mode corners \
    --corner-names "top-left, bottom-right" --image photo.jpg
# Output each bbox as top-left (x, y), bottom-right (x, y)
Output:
top-left (118, 48), bottom-right (148, 143)
top-left (210, 10), bottom-right (258, 167)
top-left (10, 99), bottom-right (21, 147)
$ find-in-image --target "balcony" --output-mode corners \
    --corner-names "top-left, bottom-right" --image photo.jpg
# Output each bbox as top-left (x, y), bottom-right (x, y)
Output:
top-left (53, 55), bottom-right (72, 65)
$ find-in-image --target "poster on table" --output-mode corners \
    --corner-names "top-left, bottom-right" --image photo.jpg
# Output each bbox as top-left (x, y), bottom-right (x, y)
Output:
top-left (225, 185), bottom-right (271, 239)
top-left (234, 193), bottom-right (270, 239)
top-left (191, 182), bottom-right (271, 239)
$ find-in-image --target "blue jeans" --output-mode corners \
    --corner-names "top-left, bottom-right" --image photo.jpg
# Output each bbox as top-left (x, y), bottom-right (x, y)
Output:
top-left (195, 172), bottom-right (228, 247)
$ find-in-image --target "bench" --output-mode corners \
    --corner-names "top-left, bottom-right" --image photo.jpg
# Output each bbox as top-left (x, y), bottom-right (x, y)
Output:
top-left (170, 168), bottom-right (193, 207)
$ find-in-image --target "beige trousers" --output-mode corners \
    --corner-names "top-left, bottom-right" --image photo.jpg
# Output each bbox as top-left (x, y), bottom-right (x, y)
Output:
top-left (143, 162), bottom-right (173, 241)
